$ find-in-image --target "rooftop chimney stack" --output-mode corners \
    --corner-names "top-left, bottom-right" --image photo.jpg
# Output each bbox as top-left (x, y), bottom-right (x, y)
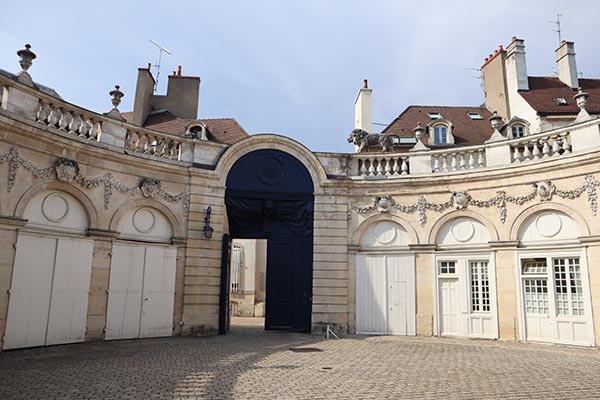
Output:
top-left (354, 79), bottom-right (372, 133)
top-left (505, 37), bottom-right (529, 91)
top-left (556, 40), bottom-right (579, 89)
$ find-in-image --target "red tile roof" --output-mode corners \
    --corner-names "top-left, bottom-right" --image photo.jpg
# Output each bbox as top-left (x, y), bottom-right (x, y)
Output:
top-left (519, 77), bottom-right (600, 115)
top-left (121, 111), bottom-right (249, 144)
top-left (383, 105), bottom-right (494, 147)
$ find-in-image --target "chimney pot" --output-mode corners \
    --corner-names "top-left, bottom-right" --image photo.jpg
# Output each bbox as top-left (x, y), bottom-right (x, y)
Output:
top-left (147, 63), bottom-right (151, 70)
top-left (493, 50), bottom-right (498, 54)
top-left (363, 79), bottom-right (368, 89)
top-left (562, 40), bottom-right (567, 45)
top-left (172, 71), bottom-right (176, 76)
top-left (512, 36), bottom-right (517, 42)
top-left (177, 65), bottom-right (182, 76)
top-left (498, 45), bottom-right (504, 51)
top-left (484, 57), bottom-right (489, 62)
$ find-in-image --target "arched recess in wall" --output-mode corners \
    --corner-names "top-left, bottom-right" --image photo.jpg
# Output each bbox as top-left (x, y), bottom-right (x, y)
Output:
top-left (110, 198), bottom-right (182, 243)
top-left (105, 198), bottom-right (180, 342)
top-left (510, 202), bottom-right (590, 243)
top-left (353, 214), bottom-right (417, 336)
top-left (215, 134), bottom-right (328, 194)
top-left (510, 202), bottom-right (594, 347)
top-left (4, 181), bottom-right (96, 350)
top-left (351, 213), bottom-right (419, 248)
top-left (14, 180), bottom-right (98, 230)
top-left (429, 210), bottom-right (499, 246)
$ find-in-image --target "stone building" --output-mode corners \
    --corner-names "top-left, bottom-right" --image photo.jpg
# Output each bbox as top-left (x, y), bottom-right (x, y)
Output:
top-left (1, 37), bottom-right (599, 350)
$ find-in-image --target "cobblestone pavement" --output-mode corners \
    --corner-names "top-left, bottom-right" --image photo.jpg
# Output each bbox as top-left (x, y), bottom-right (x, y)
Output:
top-left (1, 326), bottom-right (600, 400)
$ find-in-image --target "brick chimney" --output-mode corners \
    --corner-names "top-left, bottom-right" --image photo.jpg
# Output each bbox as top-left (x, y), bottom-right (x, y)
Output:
top-left (505, 37), bottom-right (529, 92)
top-left (556, 40), bottom-right (578, 88)
top-left (481, 44), bottom-right (509, 118)
top-left (354, 79), bottom-right (372, 133)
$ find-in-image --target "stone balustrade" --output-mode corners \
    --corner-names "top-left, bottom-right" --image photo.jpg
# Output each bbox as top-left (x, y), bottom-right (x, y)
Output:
top-left (125, 130), bottom-right (182, 160)
top-left (431, 148), bottom-right (485, 173)
top-left (36, 100), bottom-right (102, 141)
top-left (352, 153), bottom-right (410, 177)
top-left (510, 131), bottom-right (571, 163)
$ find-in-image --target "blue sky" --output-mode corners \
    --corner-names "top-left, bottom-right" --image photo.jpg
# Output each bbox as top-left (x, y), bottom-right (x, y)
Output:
top-left (2, 1), bottom-right (599, 152)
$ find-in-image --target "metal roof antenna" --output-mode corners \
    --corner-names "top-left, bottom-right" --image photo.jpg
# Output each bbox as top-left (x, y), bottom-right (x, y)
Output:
top-left (148, 39), bottom-right (172, 93)
top-left (549, 11), bottom-right (570, 46)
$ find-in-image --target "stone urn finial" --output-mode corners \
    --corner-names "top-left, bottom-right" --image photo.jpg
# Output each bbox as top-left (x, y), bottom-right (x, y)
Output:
top-left (17, 44), bottom-right (36, 73)
top-left (409, 122), bottom-right (430, 151)
top-left (573, 87), bottom-right (592, 122)
top-left (16, 44), bottom-right (36, 86)
top-left (485, 111), bottom-right (506, 143)
top-left (109, 85), bottom-right (124, 110)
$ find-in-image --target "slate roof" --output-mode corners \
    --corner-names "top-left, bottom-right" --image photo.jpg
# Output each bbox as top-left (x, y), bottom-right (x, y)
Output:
top-left (382, 105), bottom-right (494, 147)
top-left (519, 77), bottom-right (600, 116)
top-left (121, 110), bottom-right (249, 144)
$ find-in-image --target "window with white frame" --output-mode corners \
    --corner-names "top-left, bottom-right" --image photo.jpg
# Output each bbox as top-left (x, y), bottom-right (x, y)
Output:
top-left (433, 125), bottom-right (448, 144)
top-left (524, 279), bottom-right (549, 314)
top-left (511, 124), bottom-right (525, 138)
top-left (470, 261), bottom-right (490, 312)
top-left (438, 260), bottom-right (456, 274)
top-left (554, 257), bottom-right (584, 316)
top-left (231, 244), bottom-right (243, 294)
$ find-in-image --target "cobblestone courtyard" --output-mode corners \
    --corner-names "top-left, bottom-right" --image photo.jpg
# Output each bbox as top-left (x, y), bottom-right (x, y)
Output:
top-left (1, 325), bottom-right (600, 400)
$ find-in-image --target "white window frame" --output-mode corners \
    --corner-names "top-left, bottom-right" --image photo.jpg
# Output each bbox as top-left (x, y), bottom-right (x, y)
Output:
top-left (433, 124), bottom-right (448, 144)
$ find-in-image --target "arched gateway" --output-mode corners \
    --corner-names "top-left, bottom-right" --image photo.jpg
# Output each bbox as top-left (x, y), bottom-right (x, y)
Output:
top-left (225, 149), bottom-right (314, 332)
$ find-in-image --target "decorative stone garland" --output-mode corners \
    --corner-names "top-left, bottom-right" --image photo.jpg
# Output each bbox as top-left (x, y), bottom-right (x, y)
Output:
top-left (351, 176), bottom-right (598, 226)
top-left (0, 147), bottom-right (191, 218)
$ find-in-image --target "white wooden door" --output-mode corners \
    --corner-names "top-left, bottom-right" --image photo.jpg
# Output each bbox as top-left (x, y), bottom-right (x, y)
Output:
top-left (4, 235), bottom-right (93, 349)
top-left (46, 238), bottom-right (94, 345)
top-left (105, 244), bottom-right (145, 340)
top-left (4, 235), bottom-right (56, 349)
top-left (439, 278), bottom-right (460, 335)
top-left (139, 247), bottom-right (176, 338)
top-left (106, 243), bottom-right (176, 340)
top-left (356, 254), bottom-right (415, 335)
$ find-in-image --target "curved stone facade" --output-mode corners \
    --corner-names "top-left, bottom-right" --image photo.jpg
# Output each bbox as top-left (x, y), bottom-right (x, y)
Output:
top-left (1, 58), bottom-right (600, 349)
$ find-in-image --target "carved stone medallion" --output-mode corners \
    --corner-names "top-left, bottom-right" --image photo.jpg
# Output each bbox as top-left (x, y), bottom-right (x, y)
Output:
top-left (140, 177), bottom-right (161, 198)
top-left (452, 191), bottom-right (470, 209)
top-left (54, 157), bottom-right (79, 182)
top-left (374, 195), bottom-right (393, 213)
top-left (533, 181), bottom-right (553, 201)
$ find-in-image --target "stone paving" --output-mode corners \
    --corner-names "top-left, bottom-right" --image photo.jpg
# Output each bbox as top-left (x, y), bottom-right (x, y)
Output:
top-left (1, 326), bottom-right (600, 399)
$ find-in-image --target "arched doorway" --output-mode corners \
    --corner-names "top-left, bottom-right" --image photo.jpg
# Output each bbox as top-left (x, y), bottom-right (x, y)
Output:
top-left (225, 149), bottom-right (314, 332)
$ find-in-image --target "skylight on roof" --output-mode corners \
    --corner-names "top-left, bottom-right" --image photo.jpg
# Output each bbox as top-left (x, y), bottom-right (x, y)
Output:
top-left (428, 112), bottom-right (442, 120)
top-left (467, 112), bottom-right (484, 120)
top-left (554, 97), bottom-right (568, 106)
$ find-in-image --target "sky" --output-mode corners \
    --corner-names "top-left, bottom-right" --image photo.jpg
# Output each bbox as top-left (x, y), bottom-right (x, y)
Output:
top-left (2, 1), bottom-right (600, 153)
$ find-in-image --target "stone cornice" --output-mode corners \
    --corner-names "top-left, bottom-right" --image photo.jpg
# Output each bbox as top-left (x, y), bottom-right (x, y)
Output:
top-left (0, 215), bottom-right (28, 228)
top-left (488, 240), bottom-right (520, 249)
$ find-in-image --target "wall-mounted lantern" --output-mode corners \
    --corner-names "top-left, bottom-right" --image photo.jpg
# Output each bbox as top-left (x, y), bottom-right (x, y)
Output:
top-left (203, 206), bottom-right (214, 239)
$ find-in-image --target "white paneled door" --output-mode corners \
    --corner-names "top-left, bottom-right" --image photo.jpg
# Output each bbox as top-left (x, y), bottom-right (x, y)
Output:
top-left (439, 279), bottom-right (460, 335)
top-left (106, 243), bottom-right (176, 340)
top-left (4, 235), bottom-right (93, 349)
top-left (356, 254), bottom-right (415, 335)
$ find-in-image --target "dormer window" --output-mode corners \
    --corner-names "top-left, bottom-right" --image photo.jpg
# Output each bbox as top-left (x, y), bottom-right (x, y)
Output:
top-left (554, 97), bottom-right (568, 106)
top-left (428, 112), bottom-right (442, 120)
top-left (433, 125), bottom-right (448, 144)
top-left (505, 117), bottom-right (530, 139)
top-left (511, 124), bottom-right (525, 138)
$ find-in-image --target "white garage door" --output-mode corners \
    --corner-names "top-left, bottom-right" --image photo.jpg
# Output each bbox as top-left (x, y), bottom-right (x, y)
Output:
top-left (356, 254), bottom-right (415, 335)
top-left (105, 243), bottom-right (176, 340)
top-left (4, 235), bottom-right (93, 349)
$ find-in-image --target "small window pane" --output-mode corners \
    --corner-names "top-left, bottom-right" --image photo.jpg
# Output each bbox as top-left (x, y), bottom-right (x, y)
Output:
top-left (439, 261), bottom-right (456, 274)
top-left (434, 126), bottom-right (447, 144)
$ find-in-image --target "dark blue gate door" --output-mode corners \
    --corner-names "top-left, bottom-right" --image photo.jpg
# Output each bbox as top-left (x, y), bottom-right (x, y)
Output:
top-left (225, 149), bottom-right (314, 333)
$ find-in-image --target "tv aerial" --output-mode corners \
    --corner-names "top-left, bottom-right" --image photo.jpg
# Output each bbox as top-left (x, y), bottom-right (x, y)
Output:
top-left (549, 11), bottom-right (570, 46)
top-left (149, 39), bottom-right (172, 93)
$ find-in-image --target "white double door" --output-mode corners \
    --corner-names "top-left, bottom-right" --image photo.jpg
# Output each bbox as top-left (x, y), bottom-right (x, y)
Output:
top-left (356, 254), bottom-right (415, 335)
top-left (4, 234), bottom-right (93, 349)
top-left (105, 243), bottom-right (176, 340)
